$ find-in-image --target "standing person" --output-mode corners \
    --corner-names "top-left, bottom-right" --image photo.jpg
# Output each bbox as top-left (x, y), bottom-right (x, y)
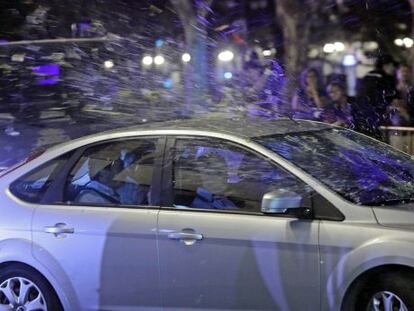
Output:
top-left (396, 63), bottom-right (413, 95)
top-left (291, 68), bottom-right (328, 120)
top-left (358, 54), bottom-right (397, 126)
top-left (326, 82), bottom-right (354, 127)
top-left (243, 58), bottom-right (285, 119)
top-left (325, 82), bottom-right (375, 134)
top-left (390, 63), bottom-right (414, 125)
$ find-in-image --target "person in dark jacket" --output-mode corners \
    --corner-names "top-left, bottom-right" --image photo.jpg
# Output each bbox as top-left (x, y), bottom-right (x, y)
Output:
top-left (326, 81), bottom-right (377, 136)
top-left (389, 63), bottom-right (414, 126)
top-left (358, 54), bottom-right (397, 126)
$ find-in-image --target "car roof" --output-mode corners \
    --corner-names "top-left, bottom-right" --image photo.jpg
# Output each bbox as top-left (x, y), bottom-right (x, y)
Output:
top-left (41, 116), bottom-right (333, 157)
top-left (104, 116), bottom-right (333, 139)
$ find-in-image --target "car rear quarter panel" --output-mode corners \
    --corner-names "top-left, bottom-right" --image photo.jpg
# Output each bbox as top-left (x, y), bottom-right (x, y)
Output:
top-left (0, 185), bottom-right (80, 311)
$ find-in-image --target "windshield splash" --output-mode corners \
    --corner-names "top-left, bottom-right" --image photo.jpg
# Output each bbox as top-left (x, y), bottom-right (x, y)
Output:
top-left (256, 128), bottom-right (414, 206)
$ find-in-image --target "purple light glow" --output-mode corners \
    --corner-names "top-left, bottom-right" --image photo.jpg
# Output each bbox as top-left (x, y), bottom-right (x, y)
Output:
top-left (32, 64), bottom-right (60, 85)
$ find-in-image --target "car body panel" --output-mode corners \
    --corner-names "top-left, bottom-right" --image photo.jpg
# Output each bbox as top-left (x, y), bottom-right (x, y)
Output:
top-left (32, 204), bottom-right (161, 311)
top-left (158, 210), bottom-right (320, 310)
top-left (319, 221), bottom-right (414, 310)
top-left (373, 206), bottom-right (414, 229)
top-left (0, 187), bottom-right (80, 310)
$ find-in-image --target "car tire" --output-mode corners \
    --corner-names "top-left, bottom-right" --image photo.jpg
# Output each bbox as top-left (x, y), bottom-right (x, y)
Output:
top-left (0, 263), bottom-right (62, 311)
top-left (342, 270), bottom-right (414, 311)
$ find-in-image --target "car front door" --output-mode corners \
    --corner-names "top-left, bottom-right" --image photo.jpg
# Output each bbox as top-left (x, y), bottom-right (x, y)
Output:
top-left (157, 136), bottom-right (320, 310)
top-left (31, 137), bottom-right (164, 311)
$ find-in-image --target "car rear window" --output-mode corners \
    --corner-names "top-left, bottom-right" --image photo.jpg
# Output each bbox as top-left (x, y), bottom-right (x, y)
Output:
top-left (9, 152), bottom-right (72, 203)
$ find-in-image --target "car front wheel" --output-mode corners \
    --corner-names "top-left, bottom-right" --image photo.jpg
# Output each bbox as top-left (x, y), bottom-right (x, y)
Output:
top-left (0, 264), bottom-right (62, 311)
top-left (345, 270), bottom-right (414, 311)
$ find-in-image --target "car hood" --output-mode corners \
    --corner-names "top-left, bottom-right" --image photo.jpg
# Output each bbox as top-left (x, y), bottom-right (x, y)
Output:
top-left (373, 206), bottom-right (414, 230)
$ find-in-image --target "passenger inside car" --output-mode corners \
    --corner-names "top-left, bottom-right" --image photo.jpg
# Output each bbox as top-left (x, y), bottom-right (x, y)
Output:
top-left (190, 152), bottom-right (237, 210)
top-left (71, 144), bottom-right (154, 206)
top-left (74, 159), bottom-right (123, 204)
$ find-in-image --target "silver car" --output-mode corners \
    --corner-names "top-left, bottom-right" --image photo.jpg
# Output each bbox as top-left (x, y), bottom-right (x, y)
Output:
top-left (1, 117), bottom-right (414, 311)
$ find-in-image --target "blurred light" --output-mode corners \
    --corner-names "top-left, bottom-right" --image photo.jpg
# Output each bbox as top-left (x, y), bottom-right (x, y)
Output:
top-left (218, 50), bottom-right (234, 62)
top-left (79, 22), bottom-right (92, 30)
top-left (154, 55), bottom-right (165, 65)
top-left (11, 54), bottom-right (25, 62)
top-left (155, 39), bottom-right (164, 48)
top-left (323, 43), bottom-right (335, 53)
top-left (33, 64), bottom-right (60, 76)
top-left (33, 64), bottom-right (60, 85)
top-left (104, 60), bottom-right (114, 69)
top-left (308, 48), bottom-right (319, 58)
top-left (343, 54), bottom-right (357, 67)
top-left (182, 53), bottom-right (191, 62)
top-left (394, 38), bottom-right (404, 47)
top-left (403, 37), bottom-right (414, 48)
top-left (262, 50), bottom-right (272, 56)
top-left (224, 72), bottom-right (233, 79)
top-left (363, 41), bottom-right (379, 50)
top-left (163, 78), bottom-right (173, 88)
top-left (142, 56), bottom-right (153, 66)
top-left (334, 42), bottom-right (345, 52)
top-left (397, 23), bottom-right (408, 30)
top-left (51, 53), bottom-right (65, 61)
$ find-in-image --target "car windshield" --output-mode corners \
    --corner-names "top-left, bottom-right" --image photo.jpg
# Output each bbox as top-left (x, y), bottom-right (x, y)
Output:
top-left (256, 128), bottom-right (414, 206)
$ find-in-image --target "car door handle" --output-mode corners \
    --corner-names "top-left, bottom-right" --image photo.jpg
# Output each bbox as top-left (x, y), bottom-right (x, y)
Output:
top-left (44, 223), bottom-right (74, 237)
top-left (168, 230), bottom-right (203, 245)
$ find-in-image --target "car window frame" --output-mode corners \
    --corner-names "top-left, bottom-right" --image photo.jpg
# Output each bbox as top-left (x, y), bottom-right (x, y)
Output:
top-left (8, 150), bottom-right (76, 204)
top-left (161, 135), bottom-right (317, 218)
top-left (40, 135), bottom-right (166, 209)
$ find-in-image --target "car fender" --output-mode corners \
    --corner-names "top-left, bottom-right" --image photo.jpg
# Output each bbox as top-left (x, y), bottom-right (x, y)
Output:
top-left (30, 239), bottom-right (81, 311)
top-left (0, 237), bottom-right (80, 310)
top-left (0, 237), bottom-right (79, 310)
top-left (323, 237), bottom-right (414, 310)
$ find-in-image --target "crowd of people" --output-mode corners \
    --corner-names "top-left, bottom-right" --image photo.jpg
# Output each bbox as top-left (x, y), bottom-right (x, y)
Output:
top-left (232, 53), bottom-right (414, 139)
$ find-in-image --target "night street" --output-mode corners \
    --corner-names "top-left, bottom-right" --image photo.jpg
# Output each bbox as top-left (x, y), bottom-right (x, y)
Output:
top-left (1, 1), bottom-right (414, 311)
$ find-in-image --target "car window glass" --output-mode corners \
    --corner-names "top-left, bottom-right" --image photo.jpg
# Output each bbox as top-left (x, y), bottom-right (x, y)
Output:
top-left (257, 128), bottom-right (414, 206)
top-left (9, 152), bottom-right (72, 203)
top-left (63, 138), bottom-right (158, 206)
top-left (172, 138), bottom-right (311, 213)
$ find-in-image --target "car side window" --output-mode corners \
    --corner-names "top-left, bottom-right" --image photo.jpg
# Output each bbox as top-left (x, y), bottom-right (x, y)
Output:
top-left (9, 152), bottom-right (72, 204)
top-left (172, 138), bottom-right (312, 213)
top-left (63, 138), bottom-right (158, 206)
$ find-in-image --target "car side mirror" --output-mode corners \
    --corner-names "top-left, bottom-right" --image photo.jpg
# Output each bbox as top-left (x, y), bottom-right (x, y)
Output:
top-left (261, 190), bottom-right (303, 214)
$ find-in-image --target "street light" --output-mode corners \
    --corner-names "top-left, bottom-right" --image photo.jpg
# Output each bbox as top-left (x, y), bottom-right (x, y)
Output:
top-left (394, 38), bottom-right (404, 46)
top-left (323, 43), bottom-right (335, 53)
top-left (142, 56), bottom-right (153, 66)
top-left (104, 60), bottom-right (114, 69)
top-left (262, 50), bottom-right (272, 56)
top-left (334, 42), bottom-right (345, 52)
top-left (154, 55), bottom-right (165, 65)
top-left (343, 54), bottom-right (357, 67)
top-left (403, 37), bottom-right (414, 48)
top-left (182, 53), bottom-right (191, 62)
top-left (224, 72), bottom-right (233, 79)
top-left (394, 37), bottom-right (413, 48)
top-left (218, 50), bottom-right (234, 62)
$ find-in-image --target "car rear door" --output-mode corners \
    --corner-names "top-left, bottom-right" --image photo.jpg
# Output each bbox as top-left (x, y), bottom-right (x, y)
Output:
top-left (31, 136), bottom-right (165, 311)
top-left (157, 136), bottom-right (320, 310)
